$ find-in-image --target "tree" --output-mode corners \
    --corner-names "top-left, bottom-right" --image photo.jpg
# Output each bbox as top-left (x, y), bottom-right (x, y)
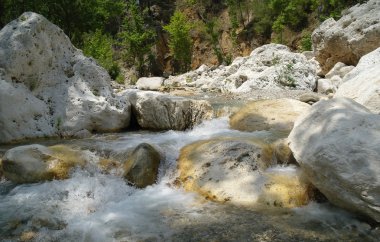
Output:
top-left (119, 0), bottom-right (156, 76)
top-left (164, 11), bottom-right (193, 73)
top-left (82, 29), bottom-right (121, 81)
top-left (0, 0), bottom-right (126, 45)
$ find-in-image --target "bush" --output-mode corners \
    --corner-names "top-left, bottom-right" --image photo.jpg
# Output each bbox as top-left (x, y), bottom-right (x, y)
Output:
top-left (119, 0), bottom-right (156, 76)
top-left (300, 32), bottom-right (312, 51)
top-left (82, 29), bottom-right (121, 80)
top-left (164, 11), bottom-right (193, 73)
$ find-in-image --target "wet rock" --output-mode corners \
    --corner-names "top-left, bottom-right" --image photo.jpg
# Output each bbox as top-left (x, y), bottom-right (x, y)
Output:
top-left (335, 47), bottom-right (380, 114)
top-left (0, 12), bottom-right (130, 143)
top-left (125, 90), bottom-right (213, 130)
top-left (123, 143), bottom-right (161, 188)
top-left (136, 77), bottom-right (164, 91)
top-left (312, 0), bottom-right (380, 74)
top-left (178, 138), bottom-right (312, 207)
top-left (229, 98), bottom-right (310, 132)
top-left (2, 144), bottom-right (88, 183)
top-left (166, 44), bottom-right (317, 93)
top-left (289, 98), bottom-right (380, 222)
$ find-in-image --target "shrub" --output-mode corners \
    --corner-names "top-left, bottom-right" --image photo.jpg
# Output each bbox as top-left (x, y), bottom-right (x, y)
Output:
top-left (164, 11), bottom-right (193, 73)
top-left (82, 29), bottom-right (121, 80)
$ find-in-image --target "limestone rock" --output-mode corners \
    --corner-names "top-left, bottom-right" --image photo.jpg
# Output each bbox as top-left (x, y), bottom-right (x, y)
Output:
top-left (289, 98), bottom-right (380, 222)
top-left (0, 12), bottom-right (131, 143)
top-left (136, 77), bottom-right (164, 91)
top-left (317, 78), bottom-right (335, 94)
top-left (298, 92), bottom-right (327, 105)
top-left (325, 62), bottom-right (355, 80)
top-left (166, 44), bottom-right (317, 93)
top-left (123, 143), bottom-right (161, 188)
top-left (2, 144), bottom-right (88, 183)
top-left (312, 0), bottom-right (380, 74)
top-left (125, 90), bottom-right (213, 130)
top-left (178, 138), bottom-right (312, 207)
top-left (229, 98), bottom-right (310, 132)
top-left (335, 47), bottom-right (380, 114)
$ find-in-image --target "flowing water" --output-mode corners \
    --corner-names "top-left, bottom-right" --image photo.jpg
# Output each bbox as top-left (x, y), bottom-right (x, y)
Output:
top-left (0, 117), bottom-right (378, 241)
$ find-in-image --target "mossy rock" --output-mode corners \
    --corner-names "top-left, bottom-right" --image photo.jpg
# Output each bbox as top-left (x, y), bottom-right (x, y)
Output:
top-left (123, 143), bottom-right (161, 188)
top-left (2, 144), bottom-right (87, 183)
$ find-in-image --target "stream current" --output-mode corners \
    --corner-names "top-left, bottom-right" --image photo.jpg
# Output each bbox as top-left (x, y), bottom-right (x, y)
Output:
top-left (0, 117), bottom-right (378, 241)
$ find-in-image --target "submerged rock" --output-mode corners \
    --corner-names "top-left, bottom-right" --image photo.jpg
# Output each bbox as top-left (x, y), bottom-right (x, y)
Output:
top-left (166, 44), bottom-right (317, 93)
top-left (229, 98), bottom-right (310, 132)
top-left (335, 47), bottom-right (380, 114)
top-left (289, 98), bottom-right (380, 222)
top-left (125, 90), bottom-right (213, 130)
top-left (0, 12), bottom-right (130, 143)
top-left (123, 143), bottom-right (161, 188)
top-left (2, 144), bottom-right (88, 183)
top-left (312, 0), bottom-right (380, 74)
top-left (178, 138), bottom-right (312, 207)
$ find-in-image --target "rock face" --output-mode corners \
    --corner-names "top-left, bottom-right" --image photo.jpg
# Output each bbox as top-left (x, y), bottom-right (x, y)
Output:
top-left (335, 47), bottom-right (380, 114)
top-left (312, 0), bottom-right (380, 74)
top-left (136, 77), bottom-right (164, 91)
top-left (0, 12), bottom-right (131, 143)
top-left (289, 98), bottom-right (380, 222)
top-left (317, 62), bottom-right (355, 94)
top-left (165, 44), bottom-right (317, 93)
top-left (2, 144), bottom-right (88, 183)
top-left (178, 138), bottom-right (312, 207)
top-left (229, 99), bottom-right (310, 132)
top-left (126, 90), bottom-right (213, 130)
top-left (123, 143), bottom-right (161, 188)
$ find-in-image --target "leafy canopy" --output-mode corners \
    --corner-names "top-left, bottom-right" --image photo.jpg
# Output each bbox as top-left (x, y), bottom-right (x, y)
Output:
top-left (164, 11), bottom-right (193, 73)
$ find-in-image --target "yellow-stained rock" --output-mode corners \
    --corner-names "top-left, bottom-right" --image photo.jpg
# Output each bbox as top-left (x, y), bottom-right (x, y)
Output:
top-left (259, 167), bottom-right (312, 208)
top-left (2, 144), bottom-right (87, 183)
top-left (178, 137), bottom-right (312, 208)
top-left (230, 98), bottom-right (310, 132)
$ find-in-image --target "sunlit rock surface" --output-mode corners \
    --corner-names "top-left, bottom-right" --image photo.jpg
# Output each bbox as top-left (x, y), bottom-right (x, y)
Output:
top-left (178, 137), bottom-right (312, 207)
top-left (2, 144), bottom-right (88, 183)
top-left (312, 0), bottom-right (380, 74)
top-left (289, 98), bottom-right (380, 222)
top-left (0, 12), bottom-right (130, 143)
top-left (229, 98), bottom-right (310, 132)
top-left (335, 47), bottom-right (380, 114)
top-left (166, 44), bottom-right (318, 93)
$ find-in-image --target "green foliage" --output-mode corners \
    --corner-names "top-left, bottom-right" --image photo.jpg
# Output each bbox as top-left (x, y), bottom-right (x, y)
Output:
top-left (164, 11), bottom-right (193, 73)
top-left (205, 18), bottom-right (230, 65)
top-left (119, 0), bottom-right (156, 76)
top-left (0, 0), bottom-right (126, 45)
top-left (300, 32), bottom-right (312, 51)
top-left (82, 29), bottom-right (121, 80)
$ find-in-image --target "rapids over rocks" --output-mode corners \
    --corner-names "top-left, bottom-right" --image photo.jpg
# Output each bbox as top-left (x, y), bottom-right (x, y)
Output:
top-left (0, 117), bottom-right (378, 241)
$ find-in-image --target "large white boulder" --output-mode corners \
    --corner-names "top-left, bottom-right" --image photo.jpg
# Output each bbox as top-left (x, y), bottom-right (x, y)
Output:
top-left (165, 44), bottom-right (317, 93)
top-left (125, 90), bottom-right (213, 130)
top-left (312, 0), bottom-right (380, 74)
top-left (335, 47), bottom-right (380, 114)
top-left (0, 12), bottom-right (131, 143)
top-left (289, 98), bottom-right (380, 222)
